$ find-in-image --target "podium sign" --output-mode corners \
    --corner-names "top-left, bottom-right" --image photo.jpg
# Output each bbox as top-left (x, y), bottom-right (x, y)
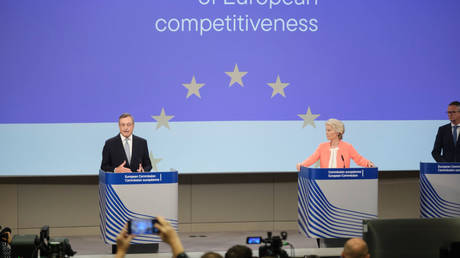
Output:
top-left (99, 170), bottom-right (178, 244)
top-left (298, 167), bottom-right (378, 238)
top-left (420, 162), bottom-right (460, 218)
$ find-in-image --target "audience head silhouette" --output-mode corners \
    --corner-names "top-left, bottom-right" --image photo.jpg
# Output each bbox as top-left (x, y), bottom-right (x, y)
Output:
top-left (225, 245), bottom-right (252, 258)
top-left (342, 238), bottom-right (370, 258)
top-left (202, 252), bottom-right (223, 258)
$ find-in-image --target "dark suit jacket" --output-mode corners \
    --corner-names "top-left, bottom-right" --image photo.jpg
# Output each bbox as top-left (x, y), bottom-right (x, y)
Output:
top-left (101, 134), bottom-right (152, 172)
top-left (432, 123), bottom-right (460, 162)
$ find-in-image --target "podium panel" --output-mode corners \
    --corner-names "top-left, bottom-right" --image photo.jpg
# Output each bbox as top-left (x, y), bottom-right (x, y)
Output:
top-left (420, 162), bottom-right (460, 218)
top-left (298, 167), bottom-right (378, 238)
top-left (99, 170), bottom-right (178, 244)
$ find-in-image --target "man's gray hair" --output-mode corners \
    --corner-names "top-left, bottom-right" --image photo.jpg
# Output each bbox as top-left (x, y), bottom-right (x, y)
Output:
top-left (118, 113), bottom-right (134, 123)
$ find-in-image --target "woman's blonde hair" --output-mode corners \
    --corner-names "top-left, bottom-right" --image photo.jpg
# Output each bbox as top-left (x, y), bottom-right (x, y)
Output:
top-left (325, 118), bottom-right (345, 140)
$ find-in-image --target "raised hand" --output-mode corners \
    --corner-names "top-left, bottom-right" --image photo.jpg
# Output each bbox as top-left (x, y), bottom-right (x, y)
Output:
top-left (154, 216), bottom-right (184, 257)
top-left (115, 224), bottom-right (134, 258)
top-left (115, 161), bottom-right (131, 173)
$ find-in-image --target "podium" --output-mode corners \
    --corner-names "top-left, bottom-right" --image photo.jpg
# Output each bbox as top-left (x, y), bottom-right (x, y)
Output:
top-left (420, 162), bottom-right (460, 218)
top-left (99, 170), bottom-right (178, 245)
top-left (298, 167), bottom-right (378, 238)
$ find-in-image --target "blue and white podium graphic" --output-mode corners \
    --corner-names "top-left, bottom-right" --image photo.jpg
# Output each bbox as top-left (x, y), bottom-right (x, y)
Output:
top-left (420, 162), bottom-right (460, 218)
top-left (298, 167), bottom-right (378, 238)
top-left (99, 170), bottom-right (178, 245)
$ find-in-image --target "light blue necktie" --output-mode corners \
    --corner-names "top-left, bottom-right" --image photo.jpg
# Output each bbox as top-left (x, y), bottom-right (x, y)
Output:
top-left (124, 138), bottom-right (131, 164)
top-left (454, 125), bottom-right (458, 145)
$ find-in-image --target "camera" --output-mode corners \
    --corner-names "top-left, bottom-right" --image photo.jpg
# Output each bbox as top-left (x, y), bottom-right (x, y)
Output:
top-left (10, 225), bottom-right (76, 258)
top-left (128, 218), bottom-right (159, 235)
top-left (246, 231), bottom-right (289, 258)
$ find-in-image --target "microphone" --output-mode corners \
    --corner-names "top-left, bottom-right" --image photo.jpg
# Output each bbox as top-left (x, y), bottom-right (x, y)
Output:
top-left (341, 155), bottom-right (345, 168)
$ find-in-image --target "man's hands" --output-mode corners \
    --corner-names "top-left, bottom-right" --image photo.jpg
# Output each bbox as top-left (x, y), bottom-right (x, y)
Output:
top-left (115, 224), bottom-right (134, 258)
top-left (1, 231), bottom-right (12, 244)
top-left (7, 232), bottom-right (12, 244)
top-left (114, 217), bottom-right (184, 258)
top-left (114, 161), bottom-right (131, 173)
top-left (114, 161), bottom-right (145, 173)
top-left (154, 216), bottom-right (184, 257)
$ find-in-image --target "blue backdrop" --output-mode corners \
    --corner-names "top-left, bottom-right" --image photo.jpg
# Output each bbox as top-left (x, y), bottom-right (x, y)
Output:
top-left (1, 0), bottom-right (458, 175)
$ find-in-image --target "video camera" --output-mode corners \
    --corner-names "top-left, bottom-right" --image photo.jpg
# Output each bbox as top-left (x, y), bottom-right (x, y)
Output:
top-left (246, 231), bottom-right (290, 258)
top-left (10, 225), bottom-right (76, 258)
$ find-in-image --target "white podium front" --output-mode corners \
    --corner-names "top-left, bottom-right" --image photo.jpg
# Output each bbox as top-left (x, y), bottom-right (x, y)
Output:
top-left (298, 167), bottom-right (378, 239)
top-left (420, 162), bottom-right (460, 218)
top-left (99, 170), bottom-right (178, 245)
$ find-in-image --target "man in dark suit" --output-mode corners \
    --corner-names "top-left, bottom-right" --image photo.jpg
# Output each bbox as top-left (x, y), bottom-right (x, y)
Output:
top-left (101, 113), bottom-right (152, 172)
top-left (432, 101), bottom-right (460, 162)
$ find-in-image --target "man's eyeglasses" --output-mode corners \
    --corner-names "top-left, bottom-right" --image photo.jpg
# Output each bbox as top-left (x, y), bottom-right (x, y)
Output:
top-left (447, 111), bottom-right (459, 114)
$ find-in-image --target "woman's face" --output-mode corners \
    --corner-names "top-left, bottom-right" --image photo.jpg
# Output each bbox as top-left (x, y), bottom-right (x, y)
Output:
top-left (326, 125), bottom-right (339, 141)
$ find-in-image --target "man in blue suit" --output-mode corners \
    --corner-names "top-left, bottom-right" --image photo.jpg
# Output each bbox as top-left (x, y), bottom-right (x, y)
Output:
top-left (101, 113), bottom-right (152, 172)
top-left (432, 101), bottom-right (460, 162)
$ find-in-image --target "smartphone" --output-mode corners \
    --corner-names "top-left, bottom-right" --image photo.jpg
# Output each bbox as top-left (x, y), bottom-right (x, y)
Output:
top-left (246, 236), bottom-right (262, 244)
top-left (128, 218), bottom-right (159, 234)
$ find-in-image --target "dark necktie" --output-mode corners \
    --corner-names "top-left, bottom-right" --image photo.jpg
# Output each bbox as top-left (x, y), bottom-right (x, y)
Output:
top-left (454, 125), bottom-right (458, 145)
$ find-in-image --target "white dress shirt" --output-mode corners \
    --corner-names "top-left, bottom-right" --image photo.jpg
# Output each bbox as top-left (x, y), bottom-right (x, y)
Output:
top-left (328, 147), bottom-right (339, 168)
top-left (120, 134), bottom-right (133, 159)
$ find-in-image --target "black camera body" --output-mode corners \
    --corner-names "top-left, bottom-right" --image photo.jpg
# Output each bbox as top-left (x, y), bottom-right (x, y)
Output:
top-left (10, 226), bottom-right (76, 258)
top-left (247, 232), bottom-right (289, 258)
top-left (10, 234), bottom-right (40, 258)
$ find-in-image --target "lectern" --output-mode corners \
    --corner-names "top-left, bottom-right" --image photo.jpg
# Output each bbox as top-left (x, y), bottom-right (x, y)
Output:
top-left (420, 162), bottom-right (460, 218)
top-left (99, 170), bottom-right (178, 245)
top-left (298, 167), bottom-right (378, 238)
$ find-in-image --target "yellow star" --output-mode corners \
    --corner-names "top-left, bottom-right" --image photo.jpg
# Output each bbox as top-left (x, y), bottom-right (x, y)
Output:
top-left (298, 107), bottom-right (320, 128)
top-left (225, 64), bottom-right (248, 87)
top-left (149, 152), bottom-right (163, 172)
top-left (182, 76), bottom-right (205, 98)
top-left (267, 75), bottom-right (289, 98)
top-left (152, 108), bottom-right (174, 130)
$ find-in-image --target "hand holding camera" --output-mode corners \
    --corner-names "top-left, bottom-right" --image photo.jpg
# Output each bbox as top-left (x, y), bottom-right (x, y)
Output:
top-left (154, 216), bottom-right (184, 257)
top-left (115, 225), bottom-right (134, 257)
top-left (120, 217), bottom-right (184, 258)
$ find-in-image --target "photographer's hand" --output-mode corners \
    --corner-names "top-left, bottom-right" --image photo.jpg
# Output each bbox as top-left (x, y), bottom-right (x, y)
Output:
top-left (115, 224), bottom-right (134, 258)
top-left (155, 216), bottom-right (184, 257)
top-left (0, 228), bottom-right (12, 244)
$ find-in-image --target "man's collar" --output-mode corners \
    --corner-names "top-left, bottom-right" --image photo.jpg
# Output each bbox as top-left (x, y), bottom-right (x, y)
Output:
top-left (119, 134), bottom-right (133, 142)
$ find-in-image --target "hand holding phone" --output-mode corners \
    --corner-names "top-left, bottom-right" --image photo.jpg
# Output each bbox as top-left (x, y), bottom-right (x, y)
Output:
top-left (116, 224), bottom-right (134, 254)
